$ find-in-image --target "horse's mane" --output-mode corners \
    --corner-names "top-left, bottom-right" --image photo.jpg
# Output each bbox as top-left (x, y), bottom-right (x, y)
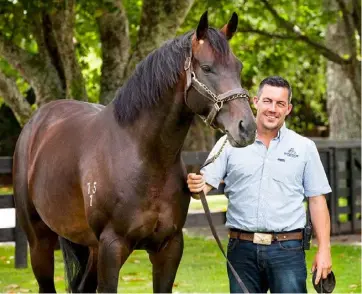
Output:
top-left (113, 28), bottom-right (231, 124)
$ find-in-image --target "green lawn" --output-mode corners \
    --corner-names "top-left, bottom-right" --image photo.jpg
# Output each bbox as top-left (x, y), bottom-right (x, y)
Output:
top-left (0, 236), bottom-right (360, 293)
top-left (0, 187), bottom-right (13, 194)
top-left (0, 192), bottom-right (360, 292)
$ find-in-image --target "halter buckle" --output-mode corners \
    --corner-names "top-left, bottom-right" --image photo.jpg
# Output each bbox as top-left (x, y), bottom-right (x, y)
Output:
top-left (215, 101), bottom-right (224, 111)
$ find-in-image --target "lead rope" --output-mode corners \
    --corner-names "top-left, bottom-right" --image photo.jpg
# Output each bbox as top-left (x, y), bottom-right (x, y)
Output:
top-left (194, 136), bottom-right (249, 293)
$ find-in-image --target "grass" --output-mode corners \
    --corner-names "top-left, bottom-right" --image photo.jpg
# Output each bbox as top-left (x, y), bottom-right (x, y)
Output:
top-left (0, 236), bottom-right (360, 293)
top-left (0, 187), bottom-right (13, 194)
top-left (0, 191), bottom-right (360, 292)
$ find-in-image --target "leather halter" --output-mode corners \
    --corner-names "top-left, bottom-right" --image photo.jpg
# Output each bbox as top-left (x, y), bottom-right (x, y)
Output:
top-left (183, 53), bottom-right (250, 130)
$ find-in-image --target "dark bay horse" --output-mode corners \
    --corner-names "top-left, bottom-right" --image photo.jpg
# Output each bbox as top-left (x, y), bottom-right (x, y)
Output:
top-left (13, 11), bottom-right (256, 293)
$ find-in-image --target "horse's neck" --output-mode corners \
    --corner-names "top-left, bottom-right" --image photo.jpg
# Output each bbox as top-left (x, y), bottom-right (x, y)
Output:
top-left (104, 88), bottom-right (194, 166)
top-left (137, 90), bottom-right (194, 164)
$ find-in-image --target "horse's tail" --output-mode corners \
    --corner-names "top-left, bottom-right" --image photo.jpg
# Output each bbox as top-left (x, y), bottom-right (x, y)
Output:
top-left (59, 237), bottom-right (90, 293)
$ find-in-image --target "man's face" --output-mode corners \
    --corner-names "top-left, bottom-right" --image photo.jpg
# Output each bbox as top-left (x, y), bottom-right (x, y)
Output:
top-left (253, 85), bottom-right (292, 132)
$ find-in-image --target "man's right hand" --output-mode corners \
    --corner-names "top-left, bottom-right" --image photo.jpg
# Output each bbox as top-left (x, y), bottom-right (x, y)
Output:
top-left (187, 173), bottom-right (205, 193)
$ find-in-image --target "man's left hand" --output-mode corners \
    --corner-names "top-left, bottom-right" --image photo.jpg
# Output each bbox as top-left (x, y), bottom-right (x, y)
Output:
top-left (311, 248), bottom-right (332, 285)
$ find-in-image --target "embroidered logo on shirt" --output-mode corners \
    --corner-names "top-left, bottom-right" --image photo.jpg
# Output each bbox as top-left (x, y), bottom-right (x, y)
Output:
top-left (284, 148), bottom-right (299, 158)
top-left (277, 158), bottom-right (285, 162)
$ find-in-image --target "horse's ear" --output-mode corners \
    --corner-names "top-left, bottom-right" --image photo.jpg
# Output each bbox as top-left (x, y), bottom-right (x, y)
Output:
top-left (220, 12), bottom-right (238, 40)
top-left (196, 11), bottom-right (209, 40)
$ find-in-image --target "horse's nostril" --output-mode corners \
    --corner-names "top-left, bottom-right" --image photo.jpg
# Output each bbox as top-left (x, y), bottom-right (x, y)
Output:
top-left (239, 120), bottom-right (244, 131)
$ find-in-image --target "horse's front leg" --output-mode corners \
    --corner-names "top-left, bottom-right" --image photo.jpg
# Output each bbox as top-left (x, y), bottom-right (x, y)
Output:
top-left (97, 230), bottom-right (132, 293)
top-left (148, 231), bottom-right (184, 293)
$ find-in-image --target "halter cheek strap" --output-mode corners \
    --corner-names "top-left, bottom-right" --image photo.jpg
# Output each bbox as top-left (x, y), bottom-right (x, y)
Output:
top-left (183, 53), bottom-right (250, 130)
top-left (184, 56), bottom-right (192, 90)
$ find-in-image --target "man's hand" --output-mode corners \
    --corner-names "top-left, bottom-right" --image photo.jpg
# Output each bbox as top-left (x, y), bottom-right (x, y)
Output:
top-left (187, 173), bottom-right (205, 193)
top-left (311, 248), bottom-right (332, 285)
top-left (309, 195), bottom-right (332, 285)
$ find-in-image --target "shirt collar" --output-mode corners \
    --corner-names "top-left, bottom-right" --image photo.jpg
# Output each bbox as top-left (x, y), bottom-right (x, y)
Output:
top-left (275, 122), bottom-right (287, 141)
top-left (278, 122), bottom-right (287, 140)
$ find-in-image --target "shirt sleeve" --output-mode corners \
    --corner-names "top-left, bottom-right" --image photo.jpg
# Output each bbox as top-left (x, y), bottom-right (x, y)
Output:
top-left (200, 135), bottom-right (229, 189)
top-left (303, 140), bottom-right (332, 197)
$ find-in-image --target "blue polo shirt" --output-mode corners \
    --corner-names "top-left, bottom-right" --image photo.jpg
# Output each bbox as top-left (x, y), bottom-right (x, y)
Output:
top-left (201, 124), bottom-right (332, 232)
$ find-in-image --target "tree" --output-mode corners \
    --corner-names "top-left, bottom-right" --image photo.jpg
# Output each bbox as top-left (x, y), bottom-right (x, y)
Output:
top-left (0, 0), bottom-right (194, 123)
top-left (236, 0), bottom-right (361, 139)
top-left (2, 0), bottom-right (356, 157)
top-left (0, 0), bottom-right (252, 154)
top-left (325, 0), bottom-right (361, 139)
top-left (180, 1), bottom-right (333, 149)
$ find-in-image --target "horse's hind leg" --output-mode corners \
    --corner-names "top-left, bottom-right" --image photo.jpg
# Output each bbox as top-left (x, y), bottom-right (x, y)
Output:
top-left (13, 167), bottom-right (58, 291)
top-left (28, 219), bottom-right (58, 293)
top-left (14, 197), bottom-right (58, 291)
top-left (148, 231), bottom-right (184, 293)
top-left (13, 117), bottom-right (58, 292)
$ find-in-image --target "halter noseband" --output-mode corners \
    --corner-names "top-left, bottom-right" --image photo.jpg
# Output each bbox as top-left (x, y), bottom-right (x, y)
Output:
top-left (184, 53), bottom-right (250, 130)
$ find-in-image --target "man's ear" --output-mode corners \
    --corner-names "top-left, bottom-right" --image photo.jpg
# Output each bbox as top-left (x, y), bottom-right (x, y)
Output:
top-left (286, 103), bottom-right (293, 115)
top-left (253, 96), bottom-right (259, 108)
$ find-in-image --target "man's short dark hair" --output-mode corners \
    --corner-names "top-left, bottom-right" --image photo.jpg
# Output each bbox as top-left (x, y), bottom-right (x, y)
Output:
top-left (257, 76), bottom-right (292, 103)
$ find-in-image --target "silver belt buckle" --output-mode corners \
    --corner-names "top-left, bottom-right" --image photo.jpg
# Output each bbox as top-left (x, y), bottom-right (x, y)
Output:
top-left (253, 233), bottom-right (272, 245)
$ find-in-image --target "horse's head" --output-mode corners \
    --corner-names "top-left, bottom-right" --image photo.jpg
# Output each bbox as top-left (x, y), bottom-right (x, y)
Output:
top-left (184, 11), bottom-right (256, 147)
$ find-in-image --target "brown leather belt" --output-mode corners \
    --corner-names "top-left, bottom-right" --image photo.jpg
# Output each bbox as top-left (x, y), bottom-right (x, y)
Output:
top-left (229, 230), bottom-right (303, 245)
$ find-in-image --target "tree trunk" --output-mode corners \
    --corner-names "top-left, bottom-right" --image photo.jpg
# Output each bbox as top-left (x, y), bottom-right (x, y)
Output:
top-left (98, 0), bottom-right (130, 105)
top-left (50, 0), bottom-right (88, 101)
top-left (99, 0), bottom-right (195, 105)
top-left (326, 62), bottom-right (360, 139)
top-left (325, 0), bottom-right (361, 139)
top-left (122, 0), bottom-right (195, 82)
top-left (0, 71), bottom-right (32, 125)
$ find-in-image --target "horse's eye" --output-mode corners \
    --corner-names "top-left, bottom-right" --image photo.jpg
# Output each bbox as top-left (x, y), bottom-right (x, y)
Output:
top-left (201, 65), bottom-right (212, 73)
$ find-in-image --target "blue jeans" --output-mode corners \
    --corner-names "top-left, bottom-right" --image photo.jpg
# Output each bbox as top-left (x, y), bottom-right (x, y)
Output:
top-left (227, 238), bottom-right (307, 293)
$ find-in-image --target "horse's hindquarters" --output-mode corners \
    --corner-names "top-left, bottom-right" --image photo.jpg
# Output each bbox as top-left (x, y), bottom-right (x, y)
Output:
top-left (15, 100), bottom-right (102, 246)
top-left (13, 119), bottom-right (37, 241)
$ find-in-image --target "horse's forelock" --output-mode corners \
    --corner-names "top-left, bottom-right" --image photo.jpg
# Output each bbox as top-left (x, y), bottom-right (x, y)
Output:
top-left (205, 28), bottom-right (231, 58)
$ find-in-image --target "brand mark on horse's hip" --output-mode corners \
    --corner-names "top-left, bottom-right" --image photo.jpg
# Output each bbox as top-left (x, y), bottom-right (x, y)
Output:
top-left (87, 182), bottom-right (97, 206)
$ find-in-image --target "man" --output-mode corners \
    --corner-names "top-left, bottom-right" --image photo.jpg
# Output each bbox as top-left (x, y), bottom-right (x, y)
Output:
top-left (187, 76), bottom-right (332, 293)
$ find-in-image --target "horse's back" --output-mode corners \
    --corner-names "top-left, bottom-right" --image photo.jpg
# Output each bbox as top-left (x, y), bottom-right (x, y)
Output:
top-left (23, 100), bottom-right (102, 162)
top-left (15, 99), bottom-right (104, 183)
top-left (14, 99), bottom-right (99, 177)
top-left (29, 100), bottom-right (102, 145)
